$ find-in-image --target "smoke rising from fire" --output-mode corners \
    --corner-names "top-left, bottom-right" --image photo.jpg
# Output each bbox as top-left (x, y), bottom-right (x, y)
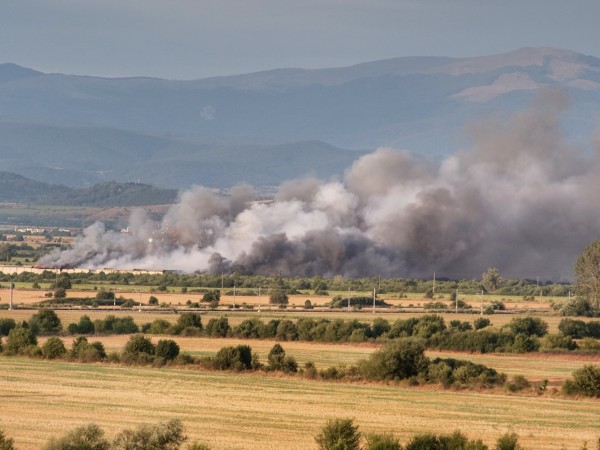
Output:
top-left (40, 89), bottom-right (600, 279)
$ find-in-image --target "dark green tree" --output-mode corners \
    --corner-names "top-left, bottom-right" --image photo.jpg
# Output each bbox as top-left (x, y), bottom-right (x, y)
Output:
top-left (155, 339), bottom-right (180, 361)
top-left (360, 339), bottom-right (429, 381)
top-left (30, 309), bottom-right (62, 334)
top-left (112, 419), bottom-right (186, 450)
top-left (481, 267), bottom-right (501, 293)
top-left (177, 313), bottom-right (202, 330)
top-left (44, 423), bottom-right (110, 450)
top-left (315, 418), bottom-right (361, 450)
top-left (269, 290), bottom-right (289, 305)
top-left (123, 334), bottom-right (155, 356)
top-left (6, 326), bottom-right (37, 354)
top-left (575, 239), bottom-right (600, 311)
top-left (363, 433), bottom-right (402, 450)
top-left (42, 337), bottom-right (67, 359)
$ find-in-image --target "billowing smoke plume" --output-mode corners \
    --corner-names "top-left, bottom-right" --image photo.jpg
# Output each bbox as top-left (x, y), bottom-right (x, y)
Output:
top-left (40, 89), bottom-right (600, 279)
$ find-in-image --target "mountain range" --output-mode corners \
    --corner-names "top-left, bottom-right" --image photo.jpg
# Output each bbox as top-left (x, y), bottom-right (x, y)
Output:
top-left (1, 47), bottom-right (599, 189)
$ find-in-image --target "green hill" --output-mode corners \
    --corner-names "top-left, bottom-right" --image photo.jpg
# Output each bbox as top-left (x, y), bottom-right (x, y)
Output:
top-left (0, 172), bottom-right (177, 206)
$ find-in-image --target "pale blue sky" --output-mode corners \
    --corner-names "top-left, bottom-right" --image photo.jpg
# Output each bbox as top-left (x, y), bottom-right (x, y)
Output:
top-left (1, 0), bottom-right (599, 79)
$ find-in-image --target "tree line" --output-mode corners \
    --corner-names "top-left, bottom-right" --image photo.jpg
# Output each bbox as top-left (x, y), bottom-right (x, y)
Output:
top-left (1, 312), bottom-right (599, 397)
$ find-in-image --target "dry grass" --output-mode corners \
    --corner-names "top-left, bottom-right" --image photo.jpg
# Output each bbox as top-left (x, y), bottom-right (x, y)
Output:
top-left (0, 357), bottom-right (598, 450)
top-left (35, 334), bottom-right (600, 384)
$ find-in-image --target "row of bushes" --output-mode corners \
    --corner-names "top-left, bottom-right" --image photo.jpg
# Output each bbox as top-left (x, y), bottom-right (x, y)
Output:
top-left (1, 416), bottom-right (598, 450)
top-left (0, 324), bottom-right (512, 392)
top-left (4, 324), bottom-right (600, 398)
top-left (3, 311), bottom-right (599, 356)
top-left (314, 418), bottom-right (600, 450)
top-left (0, 418), bottom-right (207, 450)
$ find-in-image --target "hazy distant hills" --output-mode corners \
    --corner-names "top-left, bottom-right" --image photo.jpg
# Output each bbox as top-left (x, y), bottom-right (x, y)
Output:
top-left (1, 47), bottom-right (599, 189)
top-left (0, 171), bottom-right (176, 207)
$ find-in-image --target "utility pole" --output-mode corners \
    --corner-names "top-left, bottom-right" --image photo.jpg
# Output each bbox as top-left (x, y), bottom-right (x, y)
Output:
top-left (479, 290), bottom-right (484, 315)
top-left (233, 282), bottom-right (236, 310)
top-left (258, 286), bottom-right (261, 314)
top-left (455, 288), bottom-right (459, 314)
top-left (138, 288), bottom-right (142, 312)
top-left (9, 282), bottom-right (13, 310)
top-left (373, 288), bottom-right (376, 314)
top-left (348, 287), bottom-right (351, 312)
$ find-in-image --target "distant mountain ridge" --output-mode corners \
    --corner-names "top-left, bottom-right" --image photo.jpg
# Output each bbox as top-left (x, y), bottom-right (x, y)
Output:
top-left (0, 171), bottom-right (177, 206)
top-left (1, 47), bottom-right (599, 189)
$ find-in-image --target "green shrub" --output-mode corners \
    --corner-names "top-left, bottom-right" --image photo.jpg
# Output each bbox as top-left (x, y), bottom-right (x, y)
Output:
top-left (122, 334), bottom-right (155, 363)
top-left (387, 318), bottom-right (419, 338)
top-left (0, 318), bottom-right (16, 336)
top-left (95, 288), bottom-right (115, 300)
top-left (406, 430), bottom-right (488, 450)
top-left (473, 318), bottom-right (491, 330)
top-left (579, 338), bottom-right (600, 350)
top-left (540, 334), bottom-right (577, 351)
top-left (505, 375), bottom-right (531, 393)
top-left (43, 423), bottom-right (110, 450)
top-left (30, 309), bottom-right (62, 334)
top-left (371, 318), bottom-right (391, 338)
top-left (112, 419), bottom-right (186, 450)
top-left (565, 365), bottom-right (600, 397)
top-left (558, 318), bottom-right (588, 338)
top-left (413, 315), bottom-right (446, 338)
top-left (67, 315), bottom-right (95, 335)
top-left (512, 334), bottom-right (539, 353)
top-left (267, 343), bottom-right (298, 373)
top-left (177, 313), bottom-right (202, 330)
top-left (205, 317), bottom-right (230, 337)
top-left (145, 319), bottom-right (171, 334)
top-left (269, 290), bottom-right (289, 305)
top-left (364, 433), bottom-right (402, 450)
top-left (0, 428), bottom-right (15, 450)
top-left (275, 320), bottom-right (298, 341)
top-left (5, 326), bottom-right (37, 355)
top-left (42, 337), bottom-right (67, 359)
top-left (448, 320), bottom-right (472, 332)
top-left (360, 339), bottom-right (429, 381)
top-left (495, 432), bottom-right (522, 450)
top-left (315, 418), bottom-right (361, 450)
top-left (187, 443), bottom-right (211, 450)
top-left (213, 345), bottom-right (253, 371)
top-left (202, 289), bottom-right (221, 303)
top-left (504, 317), bottom-right (548, 337)
top-left (155, 339), bottom-right (180, 361)
top-left (148, 295), bottom-right (159, 305)
top-left (234, 318), bottom-right (266, 339)
top-left (429, 358), bottom-right (506, 388)
top-left (94, 315), bottom-right (138, 334)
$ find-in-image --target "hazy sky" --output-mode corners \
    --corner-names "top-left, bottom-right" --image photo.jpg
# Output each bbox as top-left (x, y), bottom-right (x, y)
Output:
top-left (1, 0), bottom-right (599, 79)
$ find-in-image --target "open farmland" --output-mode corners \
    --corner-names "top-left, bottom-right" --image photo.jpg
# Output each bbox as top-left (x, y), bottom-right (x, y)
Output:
top-left (0, 356), bottom-right (599, 450)
top-left (34, 334), bottom-right (600, 383)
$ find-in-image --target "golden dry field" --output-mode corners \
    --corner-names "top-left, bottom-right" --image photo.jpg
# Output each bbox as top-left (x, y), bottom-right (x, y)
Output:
top-left (0, 356), bottom-right (599, 450)
top-left (2, 287), bottom-right (599, 449)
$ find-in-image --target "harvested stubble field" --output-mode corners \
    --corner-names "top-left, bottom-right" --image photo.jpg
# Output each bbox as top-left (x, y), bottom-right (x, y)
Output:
top-left (1, 286), bottom-right (554, 310)
top-left (36, 334), bottom-right (600, 383)
top-left (0, 356), bottom-right (599, 450)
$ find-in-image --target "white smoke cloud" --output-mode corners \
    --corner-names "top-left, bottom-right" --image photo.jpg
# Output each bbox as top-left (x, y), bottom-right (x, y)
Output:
top-left (39, 89), bottom-right (600, 279)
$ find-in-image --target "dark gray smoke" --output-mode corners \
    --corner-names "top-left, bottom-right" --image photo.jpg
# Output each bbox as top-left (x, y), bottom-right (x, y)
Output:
top-left (40, 89), bottom-right (600, 279)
